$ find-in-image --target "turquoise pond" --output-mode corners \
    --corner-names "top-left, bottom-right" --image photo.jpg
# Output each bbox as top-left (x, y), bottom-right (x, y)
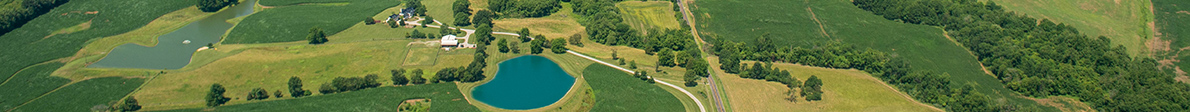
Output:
top-left (472, 56), bottom-right (576, 110)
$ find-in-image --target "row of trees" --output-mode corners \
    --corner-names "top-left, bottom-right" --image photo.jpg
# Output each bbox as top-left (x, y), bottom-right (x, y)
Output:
top-left (198, 0), bottom-right (239, 12)
top-left (318, 75), bottom-right (383, 94)
top-left (855, 0), bottom-right (1190, 111)
top-left (0, 0), bottom-right (68, 35)
top-left (488, 0), bottom-right (561, 17)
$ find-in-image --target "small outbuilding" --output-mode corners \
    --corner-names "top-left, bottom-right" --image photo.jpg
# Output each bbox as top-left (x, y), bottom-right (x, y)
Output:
top-left (441, 35), bottom-right (459, 47)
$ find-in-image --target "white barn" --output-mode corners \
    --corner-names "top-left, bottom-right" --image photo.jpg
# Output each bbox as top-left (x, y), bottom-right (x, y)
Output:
top-left (441, 35), bottom-right (459, 47)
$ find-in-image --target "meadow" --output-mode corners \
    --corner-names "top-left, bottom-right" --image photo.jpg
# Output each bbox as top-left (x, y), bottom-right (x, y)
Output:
top-left (582, 64), bottom-right (684, 112)
top-left (223, 0), bottom-right (401, 44)
top-left (616, 1), bottom-right (681, 32)
top-left (156, 83), bottom-right (480, 112)
top-left (491, 3), bottom-right (584, 39)
top-left (715, 60), bottom-right (941, 112)
top-left (987, 0), bottom-right (1154, 56)
top-left (131, 39), bottom-right (479, 110)
top-left (692, 0), bottom-right (1055, 110)
top-left (9, 77), bottom-right (144, 112)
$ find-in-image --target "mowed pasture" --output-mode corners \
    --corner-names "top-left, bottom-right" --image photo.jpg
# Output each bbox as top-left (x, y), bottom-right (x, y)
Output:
top-left (693, 0), bottom-right (1055, 110)
top-left (582, 64), bottom-right (685, 112)
top-left (10, 77), bottom-right (144, 112)
top-left (223, 0), bottom-right (401, 44)
top-left (616, 1), bottom-right (681, 32)
top-left (157, 83), bottom-right (480, 112)
top-left (987, 0), bottom-right (1154, 56)
top-left (713, 59), bottom-right (941, 111)
top-left (132, 40), bottom-right (474, 110)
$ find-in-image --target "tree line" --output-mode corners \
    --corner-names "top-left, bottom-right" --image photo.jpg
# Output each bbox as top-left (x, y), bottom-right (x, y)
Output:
top-left (854, 0), bottom-right (1190, 111)
top-left (488, 0), bottom-right (561, 18)
top-left (0, 0), bottom-right (68, 35)
top-left (198, 0), bottom-right (240, 12)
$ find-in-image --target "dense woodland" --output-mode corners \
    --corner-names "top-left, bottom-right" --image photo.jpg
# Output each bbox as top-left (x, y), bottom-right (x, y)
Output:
top-left (0, 0), bottom-right (68, 35)
top-left (854, 0), bottom-right (1190, 111)
top-left (488, 0), bottom-right (561, 18)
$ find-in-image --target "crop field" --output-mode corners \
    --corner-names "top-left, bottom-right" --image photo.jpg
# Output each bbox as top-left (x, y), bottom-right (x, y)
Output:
top-left (582, 64), bottom-right (684, 112)
top-left (10, 77), bottom-right (145, 112)
top-left (157, 83), bottom-right (480, 112)
top-left (693, 0), bottom-right (1056, 110)
top-left (0, 0), bottom-right (191, 87)
top-left (616, 1), bottom-right (681, 32)
top-left (0, 63), bottom-right (70, 110)
top-left (403, 47), bottom-right (441, 66)
top-left (987, 0), bottom-right (1154, 56)
top-left (716, 60), bottom-right (941, 111)
top-left (223, 0), bottom-right (401, 44)
top-left (1152, 0), bottom-right (1190, 80)
top-left (492, 3), bottom-right (584, 39)
top-left (132, 40), bottom-right (475, 110)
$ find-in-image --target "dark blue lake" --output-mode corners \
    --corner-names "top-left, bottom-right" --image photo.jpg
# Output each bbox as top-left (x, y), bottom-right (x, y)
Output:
top-left (472, 56), bottom-right (576, 110)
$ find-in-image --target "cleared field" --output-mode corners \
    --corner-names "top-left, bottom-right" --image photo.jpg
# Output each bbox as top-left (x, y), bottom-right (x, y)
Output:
top-left (616, 1), bottom-right (681, 32)
top-left (403, 47), bottom-right (441, 66)
top-left (492, 3), bottom-right (584, 39)
top-left (223, 0), bottom-right (401, 44)
top-left (715, 60), bottom-right (941, 112)
top-left (0, 63), bottom-right (70, 110)
top-left (583, 64), bottom-right (684, 112)
top-left (157, 83), bottom-right (480, 112)
top-left (987, 0), bottom-right (1154, 56)
top-left (10, 77), bottom-right (144, 112)
top-left (692, 0), bottom-right (1055, 110)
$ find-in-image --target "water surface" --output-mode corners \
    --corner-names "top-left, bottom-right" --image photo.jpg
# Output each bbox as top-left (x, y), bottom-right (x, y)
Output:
top-left (472, 56), bottom-right (576, 110)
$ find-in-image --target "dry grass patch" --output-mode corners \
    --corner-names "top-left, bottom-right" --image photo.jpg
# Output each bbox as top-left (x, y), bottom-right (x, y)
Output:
top-left (716, 60), bottom-right (941, 112)
top-left (492, 3), bottom-right (584, 39)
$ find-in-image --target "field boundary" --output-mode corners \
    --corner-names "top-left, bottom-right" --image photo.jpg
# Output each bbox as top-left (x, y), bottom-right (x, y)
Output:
top-left (566, 50), bottom-right (706, 112)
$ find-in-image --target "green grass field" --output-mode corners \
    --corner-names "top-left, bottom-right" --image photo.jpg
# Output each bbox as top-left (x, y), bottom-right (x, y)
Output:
top-left (0, 63), bottom-right (70, 110)
top-left (616, 1), bottom-right (681, 32)
top-left (582, 64), bottom-right (684, 112)
top-left (223, 0), bottom-right (401, 44)
top-left (131, 40), bottom-right (480, 110)
top-left (157, 83), bottom-right (480, 112)
top-left (986, 0), bottom-right (1154, 56)
top-left (716, 60), bottom-right (941, 111)
top-left (692, 0), bottom-right (1056, 110)
top-left (10, 77), bottom-right (144, 112)
top-left (423, 0), bottom-right (456, 25)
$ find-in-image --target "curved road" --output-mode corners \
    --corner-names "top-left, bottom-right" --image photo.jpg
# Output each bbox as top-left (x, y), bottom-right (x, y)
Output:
top-left (567, 50), bottom-right (707, 112)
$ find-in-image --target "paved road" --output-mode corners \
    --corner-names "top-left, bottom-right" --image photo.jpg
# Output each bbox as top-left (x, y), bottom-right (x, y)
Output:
top-left (674, 0), bottom-right (728, 112)
top-left (567, 50), bottom-right (707, 112)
